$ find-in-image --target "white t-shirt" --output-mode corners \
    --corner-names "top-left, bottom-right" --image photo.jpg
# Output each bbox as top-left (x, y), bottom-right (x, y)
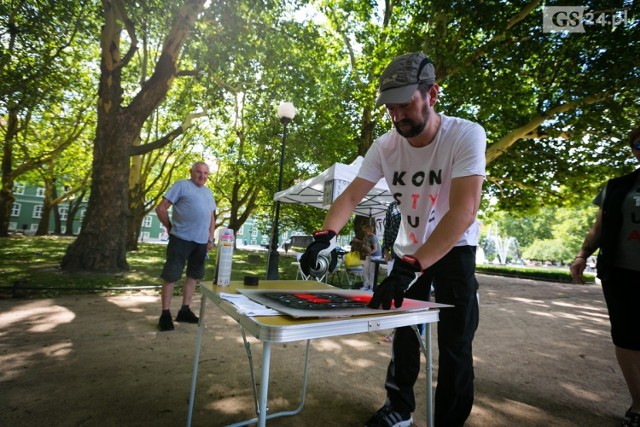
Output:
top-left (358, 114), bottom-right (486, 258)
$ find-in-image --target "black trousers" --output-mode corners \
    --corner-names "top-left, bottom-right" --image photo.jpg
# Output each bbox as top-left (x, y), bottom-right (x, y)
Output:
top-left (601, 267), bottom-right (640, 350)
top-left (385, 246), bottom-right (479, 427)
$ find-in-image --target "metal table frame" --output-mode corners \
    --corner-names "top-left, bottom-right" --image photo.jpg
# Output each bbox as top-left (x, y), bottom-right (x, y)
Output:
top-left (186, 280), bottom-right (440, 427)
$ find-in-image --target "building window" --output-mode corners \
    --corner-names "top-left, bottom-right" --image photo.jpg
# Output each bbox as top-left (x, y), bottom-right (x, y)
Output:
top-left (251, 229), bottom-right (258, 237)
top-left (142, 216), bottom-right (152, 228)
top-left (33, 205), bottom-right (43, 219)
top-left (80, 208), bottom-right (86, 218)
top-left (8, 222), bottom-right (17, 231)
top-left (11, 203), bottom-right (21, 217)
top-left (59, 207), bottom-right (68, 221)
top-left (30, 224), bottom-right (38, 232)
top-left (35, 187), bottom-right (45, 198)
top-left (238, 225), bottom-right (244, 235)
top-left (13, 182), bottom-right (25, 195)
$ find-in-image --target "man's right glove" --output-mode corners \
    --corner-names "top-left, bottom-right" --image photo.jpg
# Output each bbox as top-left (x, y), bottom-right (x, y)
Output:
top-left (299, 230), bottom-right (338, 276)
top-left (368, 255), bottom-right (422, 310)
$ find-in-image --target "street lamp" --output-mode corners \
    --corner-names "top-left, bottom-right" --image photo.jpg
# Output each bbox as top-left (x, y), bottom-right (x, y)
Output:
top-left (266, 102), bottom-right (296, 280)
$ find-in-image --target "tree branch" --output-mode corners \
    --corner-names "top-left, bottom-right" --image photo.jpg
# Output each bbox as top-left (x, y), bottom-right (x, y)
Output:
top-left (128, 110), bottom-right (207, 156)
top-left (486, 90), bottom-right (613, 164)
top-left (113, 0), bottom-right (138, 68)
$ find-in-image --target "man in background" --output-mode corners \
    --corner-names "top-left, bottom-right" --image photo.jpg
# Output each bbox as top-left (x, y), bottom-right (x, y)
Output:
top-left (155, 161), bottom-right (216, 331)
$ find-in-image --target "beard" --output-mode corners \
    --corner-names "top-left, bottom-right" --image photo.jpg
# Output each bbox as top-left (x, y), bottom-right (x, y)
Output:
top-left (393, 103), bottom-right (429, 138)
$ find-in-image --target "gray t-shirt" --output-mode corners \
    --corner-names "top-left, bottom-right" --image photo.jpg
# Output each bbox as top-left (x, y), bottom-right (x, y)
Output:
top-left (367, 234), bottom-right (382, 257)
top-left (594, 174), bottom-right (640, 271)
top-left (164, 179), bottom-right (216, 244)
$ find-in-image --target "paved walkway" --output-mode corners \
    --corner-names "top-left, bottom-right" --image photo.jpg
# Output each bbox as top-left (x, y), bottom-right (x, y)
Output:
top-left (0, 274), bottom-right (626, 426)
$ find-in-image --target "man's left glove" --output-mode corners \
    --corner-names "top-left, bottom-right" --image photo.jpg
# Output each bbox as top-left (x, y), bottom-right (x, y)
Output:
top-left (299, 230), bottom-right (338, 276)
top-left (368, 255), bottom-right (422, 310)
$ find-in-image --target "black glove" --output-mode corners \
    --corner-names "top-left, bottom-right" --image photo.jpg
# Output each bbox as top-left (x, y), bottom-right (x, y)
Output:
top-left (299, 230), bottom-right (338, 276)
top-left (368, 255), bottom-right (422, 310)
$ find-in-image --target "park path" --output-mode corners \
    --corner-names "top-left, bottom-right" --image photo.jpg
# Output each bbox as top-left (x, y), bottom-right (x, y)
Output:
top-left (0, 274), bottom-right (625, 426)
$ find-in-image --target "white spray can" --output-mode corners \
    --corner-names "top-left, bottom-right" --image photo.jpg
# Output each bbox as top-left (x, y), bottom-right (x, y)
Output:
top-left (214, 228), bottom-right (235, 286)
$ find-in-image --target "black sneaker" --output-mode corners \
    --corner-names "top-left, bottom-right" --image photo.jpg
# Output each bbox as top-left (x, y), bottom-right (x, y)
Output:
top-left (365, 404), bottom-right (412, 427)
top-left (158, 312), bottom-right (174, 331)
top-left (176, 308), bottom-right (199, 324)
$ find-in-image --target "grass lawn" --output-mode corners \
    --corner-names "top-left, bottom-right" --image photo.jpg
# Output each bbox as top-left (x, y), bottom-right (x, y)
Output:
top-left (0, 235), bottom-right (596, 298)
top-left (0, 235), bottom-right (302, 298)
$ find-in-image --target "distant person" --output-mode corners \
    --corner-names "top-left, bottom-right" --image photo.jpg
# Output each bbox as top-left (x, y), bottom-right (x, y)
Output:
top-left (155, 161), bottom-right (216, 332)
top-left (362, 224), bottom-right (382, 290)
top-left (300, 52), bottom-right (486, 427)
top-left (382, 201), bottom-right (401, 276)
top-left (570, 126), bottom-right (640, 427)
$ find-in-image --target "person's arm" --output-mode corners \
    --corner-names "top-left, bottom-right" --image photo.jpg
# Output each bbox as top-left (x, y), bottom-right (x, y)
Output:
top-left (207, 210), bottom-right (216, 248)
top-left (570, 208), bottom-right (602, 284)
top-left (322, 177), bottom-right (376, 232)
top-left (412, 175), bottom-right (484, 269)
top-left (155, 198), bottom-right (173, 233)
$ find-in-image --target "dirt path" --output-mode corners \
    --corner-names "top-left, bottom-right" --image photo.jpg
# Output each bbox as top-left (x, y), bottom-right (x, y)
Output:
top-left (0, 274), bottom-right (626, 426)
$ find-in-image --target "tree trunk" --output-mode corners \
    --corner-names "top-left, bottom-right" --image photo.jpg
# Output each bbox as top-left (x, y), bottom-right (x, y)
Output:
top-left (127, 182), bottom-right (146, 251)
top-left (65, 190), bottom-right (86, 236)
top-left (52, 185), bottom-right (62, 234)
top-left (61, 0), bottom-right (206, 272)
top-left (61, 120), bottom-right (132, 271)
top-left (35, 180), bottom-right (55, 235)
top-left (0, 110), bottom-right (18, 237)
top-left (0, 187), bottom-right (14, 237)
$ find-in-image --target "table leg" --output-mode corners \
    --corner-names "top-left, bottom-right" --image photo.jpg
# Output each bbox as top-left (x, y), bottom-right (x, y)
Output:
top-left (412, 323), bottom-right (433, 427)
top-left (426, 323), bottom-right (433, 427)
top-left (187, 294), bottom-right (207, 427)
top-left (258, 341), bottom-right (272, 427)
top-left (372, 261), bottom-right (380, 291)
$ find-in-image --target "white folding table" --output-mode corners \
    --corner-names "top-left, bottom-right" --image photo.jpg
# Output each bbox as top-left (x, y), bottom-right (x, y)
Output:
top-left (186, 280), bottom-right (442, 427)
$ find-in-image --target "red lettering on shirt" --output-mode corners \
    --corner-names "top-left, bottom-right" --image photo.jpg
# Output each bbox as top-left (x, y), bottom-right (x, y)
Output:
top-left (627, 229), bottom-right (640, 241)
top-left (410, 194), bottom-right (419, 209)
top-left (409, 231), bottom-right (418, 244)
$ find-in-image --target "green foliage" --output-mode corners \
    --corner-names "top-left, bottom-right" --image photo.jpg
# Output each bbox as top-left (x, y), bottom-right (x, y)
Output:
top-left (481, 201), bottom-right (599, 264)
top-left (521, 239), bottom-right (570, 263)
top-left (477, 264), bottom-right (596, 285)
top-left (174, 0), bottom-right (363, 234)
top-left (2, 0), bottom-right (638, 270)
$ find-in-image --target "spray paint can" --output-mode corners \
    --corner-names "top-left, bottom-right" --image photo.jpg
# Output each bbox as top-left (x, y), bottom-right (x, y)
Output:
top-left (214, 228), bottom-right (234, 286)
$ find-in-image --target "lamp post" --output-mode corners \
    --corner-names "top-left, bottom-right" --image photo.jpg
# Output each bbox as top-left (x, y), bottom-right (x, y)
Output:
top-left (266, 102), bottom-right (296, 280)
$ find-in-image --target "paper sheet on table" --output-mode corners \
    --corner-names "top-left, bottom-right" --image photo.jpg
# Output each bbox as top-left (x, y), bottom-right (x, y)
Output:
top-left (219, 292), bottom-right (281, 316)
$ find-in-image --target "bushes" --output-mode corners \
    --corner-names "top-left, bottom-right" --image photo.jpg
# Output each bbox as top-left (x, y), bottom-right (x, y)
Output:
top-left (477, 264), bottom-right (597, 284)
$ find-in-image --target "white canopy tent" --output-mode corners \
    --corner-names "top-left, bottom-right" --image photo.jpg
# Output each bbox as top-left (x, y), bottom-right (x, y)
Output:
top-left (273, 156), bottom-right (393, 218)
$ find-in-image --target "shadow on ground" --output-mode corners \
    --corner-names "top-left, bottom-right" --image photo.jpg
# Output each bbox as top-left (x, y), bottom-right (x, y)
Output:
top-left (0, 274), bottom-right (626, 426)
